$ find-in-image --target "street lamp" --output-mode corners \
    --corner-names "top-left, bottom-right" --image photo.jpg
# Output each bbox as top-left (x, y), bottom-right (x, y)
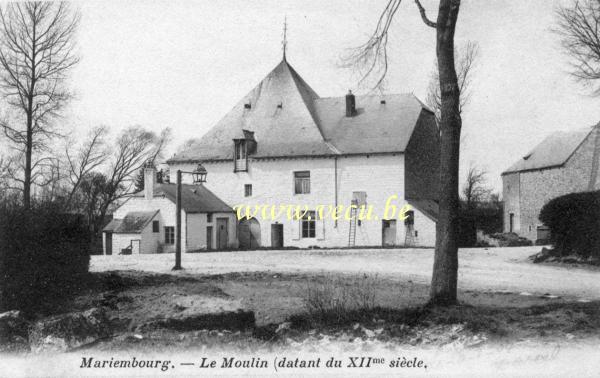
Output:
top-left (192, 164), bottom-right (207, 184)
top-left (173, 163), bottom-right (207, 270)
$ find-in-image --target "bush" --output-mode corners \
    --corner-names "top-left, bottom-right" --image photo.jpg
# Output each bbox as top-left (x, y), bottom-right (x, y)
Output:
top-left (539, 191), bottom-right (600, 258)
top-left (0, 201), bottom-right (91, 317)
top-left (458, 201), bottom-right (503, 248)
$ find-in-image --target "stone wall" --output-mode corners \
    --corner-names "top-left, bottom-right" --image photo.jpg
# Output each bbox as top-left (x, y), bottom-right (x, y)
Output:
top-left (503, 126), bottom-right (600, 241)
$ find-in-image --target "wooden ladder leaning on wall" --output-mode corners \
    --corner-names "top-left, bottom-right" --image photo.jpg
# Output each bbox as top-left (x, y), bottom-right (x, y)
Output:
top-left (348, 199), bottom-right (358, 247)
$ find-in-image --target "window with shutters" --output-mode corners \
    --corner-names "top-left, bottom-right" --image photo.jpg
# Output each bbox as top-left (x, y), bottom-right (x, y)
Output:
top-left (294, 171), bottom-right (310, 194)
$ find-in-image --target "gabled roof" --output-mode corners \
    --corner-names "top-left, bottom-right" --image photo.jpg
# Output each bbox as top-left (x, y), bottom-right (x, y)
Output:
top-left (502, 127), bottom-right (595, 175)
top-left (168, 59), bottom-right (434, 163)
top-left (132, 184), bottom-right (234, 213)
top-left (104, 211), bottom-right (158, 234)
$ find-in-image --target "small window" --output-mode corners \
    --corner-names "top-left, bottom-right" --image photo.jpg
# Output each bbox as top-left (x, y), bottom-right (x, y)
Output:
top-left (294, 171), bottom-right (310, 194)
top-left (164, 226), bottom-right (175, 245)
top-left (352, 191), bottom-right (367, 206)
top-left (207, 213), bottom-right (213, 223)
top-left (152, 220), bottom-right (159, 233)
top-left (244, 184), bottom-right (252, 197)
top-left (404, 210), bottom-right (415, 226)
top-left (301, 211), bottom-right (316, 238)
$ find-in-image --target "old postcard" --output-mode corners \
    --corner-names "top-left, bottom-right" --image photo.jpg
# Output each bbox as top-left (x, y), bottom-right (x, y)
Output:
top-left (1, 0), bottom-right (599, 376)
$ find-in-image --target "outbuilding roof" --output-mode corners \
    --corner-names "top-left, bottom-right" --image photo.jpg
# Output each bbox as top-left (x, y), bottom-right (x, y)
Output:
top-left (132, 183), bottom-right (234, 213)
top-left (168, 59), bottom-right (435, 163)
top-left (103, 211), bottom-right (158, 234)
top-left (502, 127), bottom-right (595, 175)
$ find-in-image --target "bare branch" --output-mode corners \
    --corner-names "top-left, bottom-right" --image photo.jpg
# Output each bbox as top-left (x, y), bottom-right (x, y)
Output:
top-left (555, 0), bottom-right (600, 95)
top-left (415, 0), bottom-right (437, 28)
top-left (462, 163), bottom-right (492, 208)
top-left (426, 40), bottom-right (479, 121)
top-left (341, 0), bottom-right (403, 90)
top-left (63, 126), bottom-right (109, 209)
top-left (342, 0), bottom-right (441, 90)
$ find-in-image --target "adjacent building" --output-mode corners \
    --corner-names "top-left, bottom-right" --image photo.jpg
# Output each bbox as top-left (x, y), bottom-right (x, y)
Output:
top-left (502, 124), bottom-right (600, 241)
top-left (167, 57), bottom-right (440, 249)
top-left (102, 164), bottom-right (237, 255)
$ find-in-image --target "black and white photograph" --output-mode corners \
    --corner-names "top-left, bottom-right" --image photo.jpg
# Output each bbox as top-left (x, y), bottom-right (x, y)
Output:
top-left (1, 0), bottom-right (600, 376)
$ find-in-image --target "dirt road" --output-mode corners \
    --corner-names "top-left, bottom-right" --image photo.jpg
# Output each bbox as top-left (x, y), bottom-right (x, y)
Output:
top-left (91, 246), bottom-right (600, 300)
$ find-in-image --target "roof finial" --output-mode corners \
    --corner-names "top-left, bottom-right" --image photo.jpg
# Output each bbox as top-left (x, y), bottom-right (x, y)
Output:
top-left (282, 16), bottom-right (288, 61)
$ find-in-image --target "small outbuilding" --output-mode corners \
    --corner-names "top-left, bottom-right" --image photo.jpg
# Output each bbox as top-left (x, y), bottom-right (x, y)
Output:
top-left (102, 165), bottom-right (237, 255)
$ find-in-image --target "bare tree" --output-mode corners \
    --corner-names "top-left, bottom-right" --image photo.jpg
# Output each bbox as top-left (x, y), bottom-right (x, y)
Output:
top-left (346, 0), bottom-right (462, 305)
top-left (64, 126), bottom-right (109, 209)
top-left (0, 154), bottom-right (12, 192)
top-left (426, 41), bottom-right (479, 121)
top-left (93, 127), bottom-right (172, 234)
top-left (0, 2), bottom-right (80, 208)
top-left (462, 164), bottom-right (491, 210)
top-left (555, 0), bottom-right (600, 94)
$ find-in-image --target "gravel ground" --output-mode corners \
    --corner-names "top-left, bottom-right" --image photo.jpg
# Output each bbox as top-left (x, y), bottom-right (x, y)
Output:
top-left (91, 246), bottom-right (600, 301)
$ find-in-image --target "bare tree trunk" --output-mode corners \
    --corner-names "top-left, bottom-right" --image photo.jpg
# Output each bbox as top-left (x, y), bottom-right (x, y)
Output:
top-left (24, 114), bottom-right (32, 209)
top-left (429, 0), bottom-right (461, 305)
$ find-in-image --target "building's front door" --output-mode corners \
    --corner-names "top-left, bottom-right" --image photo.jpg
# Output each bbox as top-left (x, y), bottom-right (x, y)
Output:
top-left (271, 223), bottom-right (284, 248)
top-left (217, 218), bottom-right (228, 250)
top-left (382, 220), bottom-right (397, 246)
top-left (206, 226), bottom-right (213, 250)
top-left (131, 239), bottom-right (141, 254)
top-left (105, 232), bottom-right (112, 255)
top-left (238, 218), bottom-right (261, 249)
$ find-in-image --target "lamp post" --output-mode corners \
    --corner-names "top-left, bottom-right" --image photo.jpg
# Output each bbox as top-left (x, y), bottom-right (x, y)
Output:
top-left (173, 163), bottom-right (207, 270)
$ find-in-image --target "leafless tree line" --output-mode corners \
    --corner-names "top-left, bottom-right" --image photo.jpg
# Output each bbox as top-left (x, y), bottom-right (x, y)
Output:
top-left (0, 2), bottom-right (174, 237)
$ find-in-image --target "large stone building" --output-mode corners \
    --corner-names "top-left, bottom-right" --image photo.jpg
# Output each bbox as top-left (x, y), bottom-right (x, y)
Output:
top-left (502, 124), bottom-right (600, 241)
top-left (167, 57), bottom-right (440, 249)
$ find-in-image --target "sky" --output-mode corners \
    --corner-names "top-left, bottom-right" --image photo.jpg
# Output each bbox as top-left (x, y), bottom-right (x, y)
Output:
top-left (33, 0), bottom-right (600, 192)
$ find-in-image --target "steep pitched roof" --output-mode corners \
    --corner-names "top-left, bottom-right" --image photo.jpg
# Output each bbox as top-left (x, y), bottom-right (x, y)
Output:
top-left (168, 59), bottom-right (434, 162)
top-left (170, 60), bottom-right (335, 162)
top-left (104, 211), bottom-right (158, 234)
top-left (132, 184), bottom-right (233, 213)
top-left (314, 94), bottom-right (428, 154)
top-left (502, 127), bottom-right (594, 175)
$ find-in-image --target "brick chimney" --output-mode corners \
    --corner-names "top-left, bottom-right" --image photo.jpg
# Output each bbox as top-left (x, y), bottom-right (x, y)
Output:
top-left (144, 162), bottom-right (155, 200)
top-left (345, 90), bottom-right (356, 117)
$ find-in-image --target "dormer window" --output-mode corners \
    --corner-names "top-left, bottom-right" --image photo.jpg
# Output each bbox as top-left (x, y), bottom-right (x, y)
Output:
top-left (233, 130), bottom-right (257, 173)
top-left (234, 140), bottom-right (247, 172)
